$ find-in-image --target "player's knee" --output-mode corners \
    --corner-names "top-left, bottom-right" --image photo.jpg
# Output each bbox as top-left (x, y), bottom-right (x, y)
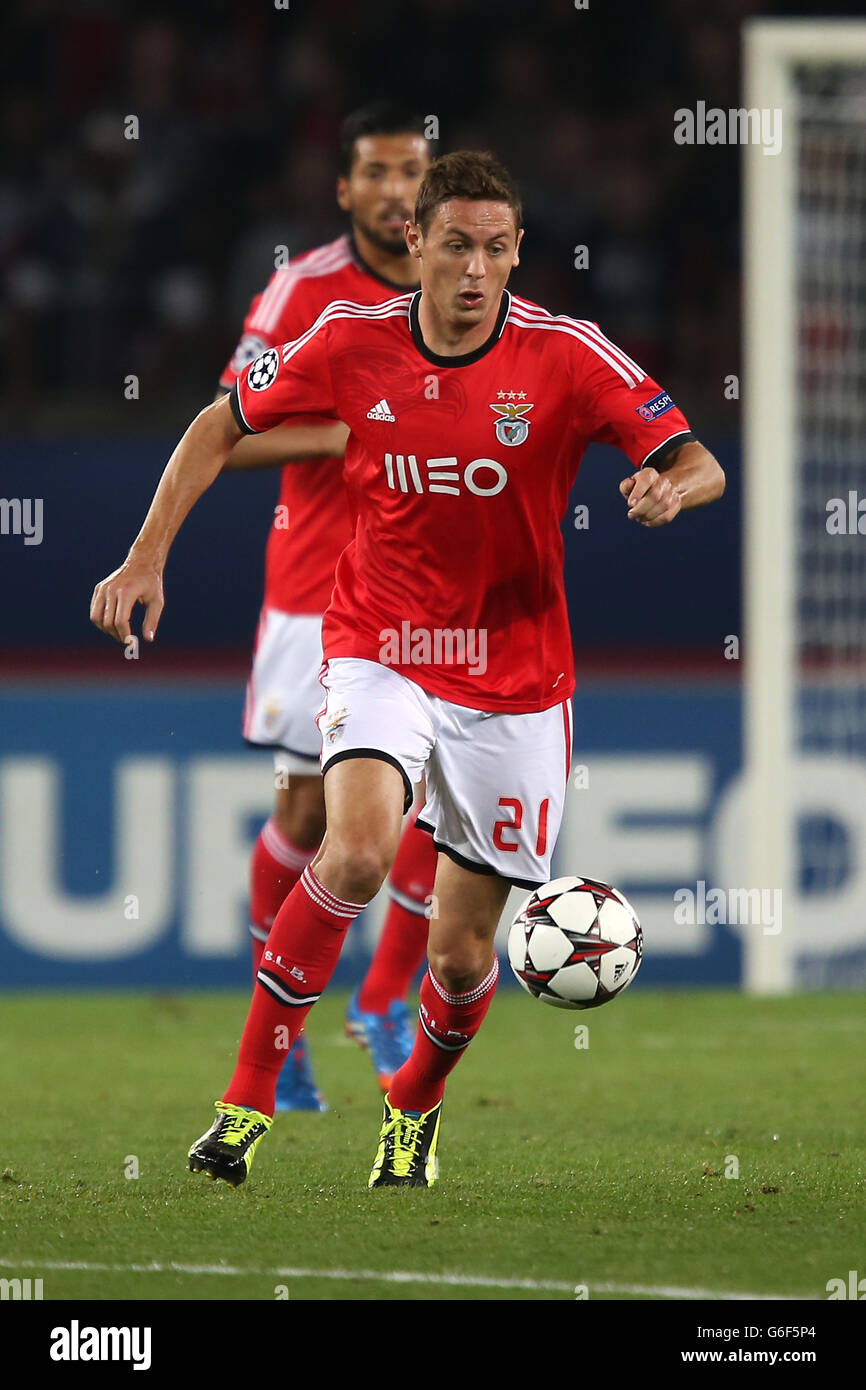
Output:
top-left (273, 783), bottom-right (326, 850)
top-left (275, 804), bottom-right (326, 850)
top-left (316, 841), bottom-right (392, 904)
top-left (428, 945), bottom-right (493, 996)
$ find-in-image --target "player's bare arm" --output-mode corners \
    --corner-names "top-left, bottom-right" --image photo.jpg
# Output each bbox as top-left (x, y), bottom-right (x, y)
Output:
top-left (210, 388), bottom-right (349, 470)
top-left (618, 441), bottom-right (725, 528)
top-left (224, 420), bottom-right (349, 470)
top-left (90, 394), bottom-right (243, 644)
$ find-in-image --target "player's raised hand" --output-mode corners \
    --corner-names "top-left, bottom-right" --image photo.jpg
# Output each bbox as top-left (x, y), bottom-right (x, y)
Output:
top-left (619, 466), bottom-right (683, 527)
top-left (90, 557), bottom-right (164, 644)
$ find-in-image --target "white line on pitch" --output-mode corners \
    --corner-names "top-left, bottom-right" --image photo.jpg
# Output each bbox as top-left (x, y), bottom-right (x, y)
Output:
top-left (0, 1258), bottom-right (811, 1300)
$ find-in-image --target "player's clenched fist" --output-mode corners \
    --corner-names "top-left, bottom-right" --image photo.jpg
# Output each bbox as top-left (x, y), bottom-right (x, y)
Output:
top-left (619, 466), bottom-right (683, 527)
top-left (90, 557), bottom-right (164, 644)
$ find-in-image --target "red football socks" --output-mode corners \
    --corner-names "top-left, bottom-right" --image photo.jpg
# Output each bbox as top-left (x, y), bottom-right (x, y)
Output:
top-left (388, 958), bottom-right (499, 1114)
top-left (358, 808), bottom-right (437, 1013)
top-left (225, 864), bottom-right (366, 1115)
top-left (248, 818), bottom-right (316, 978)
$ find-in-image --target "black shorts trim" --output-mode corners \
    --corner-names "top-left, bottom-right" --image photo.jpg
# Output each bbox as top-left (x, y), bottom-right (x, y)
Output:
top-left (243, 736), bottom-right (320, 763)
top-left (322, 748), bottom-right (413, 814)
top-left (415, 817), bottom-right (544, 891)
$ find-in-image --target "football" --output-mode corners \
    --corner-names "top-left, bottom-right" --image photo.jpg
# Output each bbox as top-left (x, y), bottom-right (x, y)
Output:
top-left (507, 875), bottom-right (642, 1009)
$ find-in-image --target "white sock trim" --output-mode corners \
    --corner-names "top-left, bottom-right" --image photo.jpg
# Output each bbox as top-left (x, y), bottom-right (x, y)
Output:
top-left (301, 864), bottom-right (367, 919)
top-left (261, 818), bottom-right (317, 872)
top-left (428, 957), bottom-right (499, 1007)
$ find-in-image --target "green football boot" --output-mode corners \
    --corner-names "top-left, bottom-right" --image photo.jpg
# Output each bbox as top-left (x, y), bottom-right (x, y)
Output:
top-left (368, 1095), bottom-right (441, 1188)
top-left (188, 1101), bottom-right (273, 1187)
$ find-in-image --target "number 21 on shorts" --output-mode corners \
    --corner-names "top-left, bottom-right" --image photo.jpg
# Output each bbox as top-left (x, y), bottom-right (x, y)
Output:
top-left (493, 797), bottom-right (550, 856)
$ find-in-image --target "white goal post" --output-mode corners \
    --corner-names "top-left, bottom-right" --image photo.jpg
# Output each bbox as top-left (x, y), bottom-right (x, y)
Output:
top-left (743, 20), bottom-right (866, 993)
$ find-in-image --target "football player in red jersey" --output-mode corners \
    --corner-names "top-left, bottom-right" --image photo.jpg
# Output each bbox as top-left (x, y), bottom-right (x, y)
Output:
top-left (215, 104), bottom-right (440, 1107)
top-left (92, 150), bottom-right (725, 1187)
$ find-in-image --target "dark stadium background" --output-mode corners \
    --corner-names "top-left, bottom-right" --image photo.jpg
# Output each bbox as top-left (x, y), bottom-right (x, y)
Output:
top-left (1, 0), bottom-right (856, 988)
top-left (1, 0), bottom-right (755, 659)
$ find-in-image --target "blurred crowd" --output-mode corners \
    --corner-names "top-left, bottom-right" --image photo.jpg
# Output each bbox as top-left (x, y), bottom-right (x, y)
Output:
top-left (0, 0), bottom-right (843, 429)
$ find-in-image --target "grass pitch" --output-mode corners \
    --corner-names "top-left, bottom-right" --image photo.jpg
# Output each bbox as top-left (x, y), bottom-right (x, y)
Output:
top-left (0, 988), bottom-right (862, 1301)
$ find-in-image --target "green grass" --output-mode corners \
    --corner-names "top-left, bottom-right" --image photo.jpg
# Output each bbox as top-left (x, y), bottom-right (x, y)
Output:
top-left (0, 989), bottom-right (863, 1301)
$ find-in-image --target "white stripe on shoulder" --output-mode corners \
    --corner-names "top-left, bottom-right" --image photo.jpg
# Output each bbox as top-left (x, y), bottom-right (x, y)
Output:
top-left (279, 295), bottom-right (412, 364)
top-left (252, 266), bottom-right (301, 333)
top-left (509, 297), bottom-right (646, 382)
top-left (294, 235), bottom-right (351, 269)
top-left (251, 238), bottom-right (352, 333)
top-left (509, 294), bottom-right (554, 319)
top-left (509, 297), bottom-right (646, 377)
top-left (566, 321), bottom-right (645, 380)
top-left (278, 238), bottom-right (352, 290)
top-left (259, 243), bottom-right (348, 330)
top-left (253, 245), bottom-right (350, 334)
top-left (507, 303), bottom-right (645, 388)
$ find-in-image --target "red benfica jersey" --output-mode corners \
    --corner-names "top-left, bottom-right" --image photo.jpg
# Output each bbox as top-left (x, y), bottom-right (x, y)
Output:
top-left (219, 234), bottom-right (417, 613)
top-left (231, 290), bottom-right (695, 713)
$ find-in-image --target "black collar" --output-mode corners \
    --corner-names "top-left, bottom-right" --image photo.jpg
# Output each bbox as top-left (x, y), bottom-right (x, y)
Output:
top-left (409, 290), bottom-right (511, 367)
top-left (348, 233), bottom-right (419, 293)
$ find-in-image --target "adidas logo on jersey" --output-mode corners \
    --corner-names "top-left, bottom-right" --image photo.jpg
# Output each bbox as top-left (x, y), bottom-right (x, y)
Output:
top-left (367, 398), bottom-right (396, 422)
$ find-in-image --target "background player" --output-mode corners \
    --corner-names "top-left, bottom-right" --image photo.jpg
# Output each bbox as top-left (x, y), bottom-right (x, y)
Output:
top-left (92, 150), bottom-right (725, 1188)
top-left (217, 103), bottom-right (439, 1108)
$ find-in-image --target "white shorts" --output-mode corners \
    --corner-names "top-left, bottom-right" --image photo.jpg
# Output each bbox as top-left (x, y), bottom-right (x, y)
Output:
top-left (317, 657), bottom-right (573, 889)
top-left (243, 608), bottom-right (324, 772)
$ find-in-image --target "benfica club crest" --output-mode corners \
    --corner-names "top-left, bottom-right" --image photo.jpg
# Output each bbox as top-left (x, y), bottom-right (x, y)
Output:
top-left (490, 400), bottom-right (534, 447)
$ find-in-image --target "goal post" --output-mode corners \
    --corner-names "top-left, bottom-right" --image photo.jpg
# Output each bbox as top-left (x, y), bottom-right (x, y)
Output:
top-left (742, 20), bottom-right (866, 993)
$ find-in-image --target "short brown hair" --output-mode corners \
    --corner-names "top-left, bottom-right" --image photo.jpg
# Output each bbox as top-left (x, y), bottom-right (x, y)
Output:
top-left (414, 150), bottom-right (522, 234)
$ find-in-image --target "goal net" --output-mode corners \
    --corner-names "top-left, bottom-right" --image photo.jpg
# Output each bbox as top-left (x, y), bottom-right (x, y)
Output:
top-left (743, 22), bottom-right (866, 991)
